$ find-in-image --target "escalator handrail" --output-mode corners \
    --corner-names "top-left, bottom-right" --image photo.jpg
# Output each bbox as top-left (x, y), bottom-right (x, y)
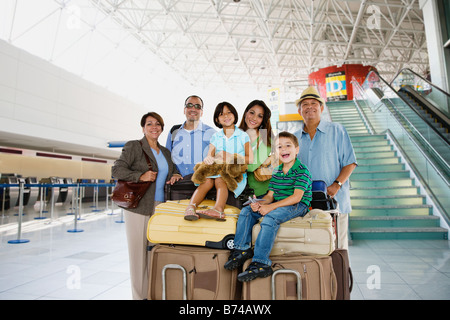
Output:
top-left (356, 71), bottom-right (450, 177)
top-left (390, 67), bottom-right (450, 98)
top-left (364, 70), bottom-right (450, 146)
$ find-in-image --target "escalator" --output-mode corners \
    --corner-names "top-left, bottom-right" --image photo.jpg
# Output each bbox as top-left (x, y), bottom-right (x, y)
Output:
top-left (392, 68), bottom-right (450, 144)
top-left (328, 70), bottom-right (450, 240)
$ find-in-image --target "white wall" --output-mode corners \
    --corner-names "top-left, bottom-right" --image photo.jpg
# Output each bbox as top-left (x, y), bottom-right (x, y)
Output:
top-left (0, 39), bottom-right (144, 153)
top-left (0, 39), bottom-right (268, 155)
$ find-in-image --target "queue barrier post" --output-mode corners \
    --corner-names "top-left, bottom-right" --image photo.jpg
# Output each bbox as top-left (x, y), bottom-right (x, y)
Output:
top-left (68, 184), bottom-right (84, 233)
top-left (34, 185), bottom-right (47, 220)
top-left (8, 180), bottom-right (30, 244)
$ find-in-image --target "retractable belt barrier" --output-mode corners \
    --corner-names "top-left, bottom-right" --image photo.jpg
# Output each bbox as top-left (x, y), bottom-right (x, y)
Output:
top-left (0, 182), bottom-right (116, 244)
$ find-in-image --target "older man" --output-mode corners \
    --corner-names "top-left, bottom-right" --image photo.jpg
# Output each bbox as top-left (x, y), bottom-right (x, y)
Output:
top-left (166, 95), bottom-right (216, 177)
top-left (294, 86), bottom-right (357, 249)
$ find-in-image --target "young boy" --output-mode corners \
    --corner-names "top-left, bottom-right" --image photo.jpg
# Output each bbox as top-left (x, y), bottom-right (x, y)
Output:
top-left (224, 131), bottom-right (312, 282)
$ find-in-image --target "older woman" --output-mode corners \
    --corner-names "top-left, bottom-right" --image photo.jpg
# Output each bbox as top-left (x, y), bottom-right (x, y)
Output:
top-left (111, 111), bottom-right (181, 300)
top-left (238, 100), bottom-right (274, 197)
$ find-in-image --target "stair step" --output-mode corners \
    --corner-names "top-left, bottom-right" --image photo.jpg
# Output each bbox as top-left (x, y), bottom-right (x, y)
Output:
top-left (351, 170), bottom-right (410, 180)
top-left (350, 134), bottom-right (385, 141)
top-left (353, 145), bottom-right (393, 152)
top-left (350, 215), bottom-right (441, 228)
top-left (351, 178), bottom-right (414, 188)
top-left (350, 186), bottom-right (420, 196)
top-left (351, 227), bottom-right (448, 240)
top-left (347, 129), bottom-right (370, 135)
top-left (354, 163), bottom-right (404, 172)
top-left (356, 157), bottom-right (401, 165)
top-left (351, 195), bottom-right (426, 206)
top-left (355, 149), bottom-right (397, 156)
top-left (351, 204), bottom-right (432, 216)
top-left (352, 140), bottom-right (390, 147)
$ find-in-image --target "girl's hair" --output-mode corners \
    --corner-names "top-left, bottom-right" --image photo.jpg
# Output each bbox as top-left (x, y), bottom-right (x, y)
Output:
top-left (213, 102), bottom-right (239, 128)
top-left (238, 100), bottom-right (273, 147)
top-left (140, 112), bottom-right (164, 131)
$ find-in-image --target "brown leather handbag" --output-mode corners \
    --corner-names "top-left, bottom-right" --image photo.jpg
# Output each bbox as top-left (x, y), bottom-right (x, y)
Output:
top-left (111, 142), bottom-right (153, 209)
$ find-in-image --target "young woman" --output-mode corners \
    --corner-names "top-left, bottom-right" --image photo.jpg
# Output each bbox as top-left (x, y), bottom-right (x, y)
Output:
top-left (239, 100), bottom-right (274, 197)
top-left (184, 102), bottom-right (253, 221)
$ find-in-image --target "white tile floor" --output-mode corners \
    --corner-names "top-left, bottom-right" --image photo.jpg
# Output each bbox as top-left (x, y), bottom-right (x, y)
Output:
top-left (0, 201), bottom-right (449, 300)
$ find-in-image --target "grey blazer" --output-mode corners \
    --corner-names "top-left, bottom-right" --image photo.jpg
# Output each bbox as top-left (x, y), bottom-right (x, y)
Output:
top-left (111, 137), bottom-right (179, 215)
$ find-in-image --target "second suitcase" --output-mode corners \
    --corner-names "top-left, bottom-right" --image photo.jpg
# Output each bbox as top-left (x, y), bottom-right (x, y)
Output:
top-left (242, 254), bottom-right (337, 300)
top-left (147, 244), bottom-right (240, 300)
top-left (331, 249), bottom-right (353, 300)
top-left (165, 175), bottom-right (253, 209)
top-left (252, 209), bottom-right (336, 256)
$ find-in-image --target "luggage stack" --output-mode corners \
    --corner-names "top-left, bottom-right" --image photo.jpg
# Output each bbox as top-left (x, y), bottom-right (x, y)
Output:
top-left (146, 179), bottom-right (353, 300)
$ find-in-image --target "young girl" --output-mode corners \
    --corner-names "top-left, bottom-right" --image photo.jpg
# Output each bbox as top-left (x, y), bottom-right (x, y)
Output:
top-left (184, 102), bottom-right (253, 221)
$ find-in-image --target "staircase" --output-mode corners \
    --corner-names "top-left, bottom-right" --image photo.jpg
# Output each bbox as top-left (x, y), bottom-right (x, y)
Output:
top-left (326, 100), bottom-right (448, 240)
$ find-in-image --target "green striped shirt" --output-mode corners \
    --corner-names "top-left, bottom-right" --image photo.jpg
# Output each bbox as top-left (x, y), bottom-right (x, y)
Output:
top-left (268, 158), bottom-right (312, 206)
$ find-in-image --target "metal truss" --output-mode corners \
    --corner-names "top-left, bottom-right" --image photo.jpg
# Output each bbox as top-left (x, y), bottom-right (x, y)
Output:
top-left (4, 0), bottom-right (429, 94)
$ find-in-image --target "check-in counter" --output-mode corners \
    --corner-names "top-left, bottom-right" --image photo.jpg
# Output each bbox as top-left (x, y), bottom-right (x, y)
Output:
top-left (39, 177), bottom-right (63, 203)
top-left (63, 178), bottom-right (74, 205)
top-left (24, 177), bottom-right (39, 207)
top-left (0, 174), bottom-right (20, 210)
top-left (77, 179), bottom-right (94, 201)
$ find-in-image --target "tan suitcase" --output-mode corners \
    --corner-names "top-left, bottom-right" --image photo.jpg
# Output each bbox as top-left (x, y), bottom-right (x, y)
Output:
top-left (252, 209), bottom-right (336, 256)
top-left (147, 244), bottom-right (240, 300)
top-left (242, 254), bottom-right (337, 300)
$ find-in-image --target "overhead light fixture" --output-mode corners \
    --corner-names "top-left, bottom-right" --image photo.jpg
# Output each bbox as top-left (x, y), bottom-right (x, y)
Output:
top-left (233, 0), bottom-right (241, 2)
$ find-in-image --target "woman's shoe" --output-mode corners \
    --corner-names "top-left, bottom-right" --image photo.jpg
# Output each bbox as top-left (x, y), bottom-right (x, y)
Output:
top-left (224, 248), bottom-right (254, 270)
top-left (237, 262), bottom-right (273, 282)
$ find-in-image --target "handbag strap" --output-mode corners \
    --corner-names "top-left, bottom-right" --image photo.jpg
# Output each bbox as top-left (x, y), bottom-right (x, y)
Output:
top-left (139, 141), bottom-right (153, 171)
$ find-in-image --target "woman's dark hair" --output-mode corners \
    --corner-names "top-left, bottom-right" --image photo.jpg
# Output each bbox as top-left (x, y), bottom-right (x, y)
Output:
top-left (238, 100), bottom-right (273, 147)
top-left (213, 102), bottom-right (239, 128)
top-left (140, 112), bottom-right (164, 131)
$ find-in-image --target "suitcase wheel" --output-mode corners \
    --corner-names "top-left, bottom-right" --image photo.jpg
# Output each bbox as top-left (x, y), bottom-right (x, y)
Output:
top-left (205, 234), bottom-right (235, 250)
top-left (223, 235), bottom-right (235, 250)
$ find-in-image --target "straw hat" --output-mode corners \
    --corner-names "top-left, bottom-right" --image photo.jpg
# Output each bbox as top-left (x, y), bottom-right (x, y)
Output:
top-left (295, 86), bottom-right (325, 107)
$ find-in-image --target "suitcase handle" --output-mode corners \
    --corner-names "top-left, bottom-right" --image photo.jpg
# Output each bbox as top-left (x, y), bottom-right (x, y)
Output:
top-left (162, 264), bottom-right (187, 300)
top-left (271, 269), bottom-right (302, 300)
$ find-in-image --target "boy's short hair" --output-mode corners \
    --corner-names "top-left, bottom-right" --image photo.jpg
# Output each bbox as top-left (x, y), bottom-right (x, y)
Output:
top-left (277, 131), bottom-right (299, 147)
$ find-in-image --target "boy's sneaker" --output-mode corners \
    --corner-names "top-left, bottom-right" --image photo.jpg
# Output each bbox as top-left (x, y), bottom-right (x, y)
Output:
top-left (224, 248), bottom-right (253, 270)
top-left (237, 262), bottom-right (273, 282)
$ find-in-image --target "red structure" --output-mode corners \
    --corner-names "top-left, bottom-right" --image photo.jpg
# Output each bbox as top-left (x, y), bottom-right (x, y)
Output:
top-left (308, 64), bottom-right (376, 101)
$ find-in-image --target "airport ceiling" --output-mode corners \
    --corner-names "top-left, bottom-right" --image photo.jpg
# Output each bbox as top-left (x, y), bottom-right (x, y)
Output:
top-left (1, 0), bottom-right (430, 160)
top-left (88, 0), bottom-right (429, 91)
top-left (4, 0), bottom-right (429, 93)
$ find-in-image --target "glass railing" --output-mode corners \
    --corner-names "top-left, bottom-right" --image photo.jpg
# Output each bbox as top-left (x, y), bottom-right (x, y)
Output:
top-left (352, 71), bottom-right (450, 226)
top-left (391, 68), bottom-right (450, 119)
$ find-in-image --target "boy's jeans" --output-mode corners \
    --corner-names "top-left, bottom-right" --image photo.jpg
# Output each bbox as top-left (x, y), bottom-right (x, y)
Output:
top-left (233, 202), bottom-right (309, 266)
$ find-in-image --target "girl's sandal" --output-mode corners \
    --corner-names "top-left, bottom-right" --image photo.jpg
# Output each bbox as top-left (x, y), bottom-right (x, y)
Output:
top-left (184, 204), bottom-right (199, 221)
top-left (196, 208), bottom-right (226, 222)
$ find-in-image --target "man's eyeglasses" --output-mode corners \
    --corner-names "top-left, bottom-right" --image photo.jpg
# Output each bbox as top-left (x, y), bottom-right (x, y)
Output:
top-left (185, 103), bottom-right (202, 110)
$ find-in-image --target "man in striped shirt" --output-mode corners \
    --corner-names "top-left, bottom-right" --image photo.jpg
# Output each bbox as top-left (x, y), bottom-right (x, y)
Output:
top-left (224, 131), bottom-right (312, 282)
